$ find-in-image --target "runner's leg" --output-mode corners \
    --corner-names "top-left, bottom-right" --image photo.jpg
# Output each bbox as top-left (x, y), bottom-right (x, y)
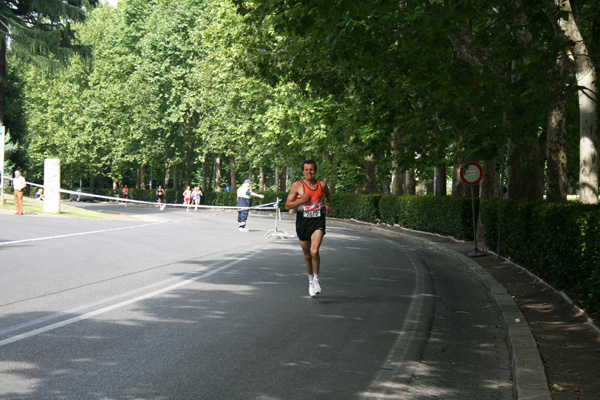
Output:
top-left (309, 229), bottom-right (324, 275)
top-left (299, 240), bottom-right (313, 274)
top-left (299, 229), bottom-right (324, 275)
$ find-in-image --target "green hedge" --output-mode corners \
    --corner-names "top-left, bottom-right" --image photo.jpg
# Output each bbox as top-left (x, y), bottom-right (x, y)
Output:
top-left (481, 199), bottom-right (600, 311)
top-left (329, 193), bottom-right (382, 222)
top-left (379, 194), bottom-right (475, 239)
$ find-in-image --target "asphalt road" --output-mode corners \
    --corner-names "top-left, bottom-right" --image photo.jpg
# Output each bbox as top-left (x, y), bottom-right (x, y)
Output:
top-left (0, 202), bottom-right (513, 399)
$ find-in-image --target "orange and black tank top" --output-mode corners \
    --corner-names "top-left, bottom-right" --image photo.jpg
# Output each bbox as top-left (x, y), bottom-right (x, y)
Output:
top-left (297, 180), bottom-right (323, 210)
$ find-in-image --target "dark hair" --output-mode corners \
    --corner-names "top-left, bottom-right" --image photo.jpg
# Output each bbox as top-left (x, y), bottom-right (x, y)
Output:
top-left (302, 159), bottom-right (317, 172)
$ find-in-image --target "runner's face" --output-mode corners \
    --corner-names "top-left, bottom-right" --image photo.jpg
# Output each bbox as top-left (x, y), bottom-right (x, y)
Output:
top-left (303, 164), bottom-right (316, 180)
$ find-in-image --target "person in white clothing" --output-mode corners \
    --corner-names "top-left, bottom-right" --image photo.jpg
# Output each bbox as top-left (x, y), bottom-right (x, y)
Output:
top-left (13, 170), bottom-right (27, 215)
top-left (237, 179), bottom-right (264, 232)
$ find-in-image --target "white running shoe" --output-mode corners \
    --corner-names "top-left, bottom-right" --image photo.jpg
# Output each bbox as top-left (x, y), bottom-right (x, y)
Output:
top-left (309, 282), bottom-right (316, 297)
top-left (313, 279), bottom-right (321, 294)
top-left (239, 227), bottom-right (249, 232)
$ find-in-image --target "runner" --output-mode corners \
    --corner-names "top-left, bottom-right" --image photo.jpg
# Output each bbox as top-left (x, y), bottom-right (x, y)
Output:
top-left (285, 160), bottom-right (332, 297)
top-left (122, 185), bottom-right (129, 207)
top-left (192, 186), bottom-right (202, 211)
top-left (156, 185), bottom-right (165, 207)
top-left (183, 186), bottom-right (192, 212)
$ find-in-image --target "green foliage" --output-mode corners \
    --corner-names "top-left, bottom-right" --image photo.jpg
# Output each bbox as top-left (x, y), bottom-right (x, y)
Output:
top-left (481, 199), bottom-right (600, 311)
top-left (1, 0), bottom-right (98, 71)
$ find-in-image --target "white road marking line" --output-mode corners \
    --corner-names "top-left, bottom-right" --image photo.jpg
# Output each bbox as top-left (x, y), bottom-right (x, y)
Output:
top-left (0, 248), bottom-right (261, 347)
top-left (0, 221), bottom-right (166, 246)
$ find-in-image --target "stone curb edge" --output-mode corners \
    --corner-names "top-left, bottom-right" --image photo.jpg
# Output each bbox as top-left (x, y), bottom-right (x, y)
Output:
top-left (330, 219), bottom-right (552, 400)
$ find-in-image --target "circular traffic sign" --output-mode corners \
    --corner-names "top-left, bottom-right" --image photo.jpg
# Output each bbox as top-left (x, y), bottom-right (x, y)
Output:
top-left (460, 162), bottom-right (483, 186)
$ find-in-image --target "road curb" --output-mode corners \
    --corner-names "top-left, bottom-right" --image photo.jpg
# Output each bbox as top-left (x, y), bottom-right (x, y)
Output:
top-left (331, 220), bottom-right (552, 400)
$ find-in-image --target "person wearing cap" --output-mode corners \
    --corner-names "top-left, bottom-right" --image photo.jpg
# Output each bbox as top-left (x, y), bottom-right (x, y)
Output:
top-left (237, 179), bottom-right (265, 232)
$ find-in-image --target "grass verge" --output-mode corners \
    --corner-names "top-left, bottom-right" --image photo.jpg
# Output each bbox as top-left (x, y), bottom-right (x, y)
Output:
top-left (0, 196), bottom-right (116, 220)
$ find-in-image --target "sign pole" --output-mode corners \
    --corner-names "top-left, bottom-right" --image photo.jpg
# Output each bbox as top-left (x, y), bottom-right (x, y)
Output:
top-left (460, 161), bottom-right (485, 257)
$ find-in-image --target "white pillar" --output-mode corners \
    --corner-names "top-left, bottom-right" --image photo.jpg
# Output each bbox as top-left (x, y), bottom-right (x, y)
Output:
top-left (0, 126), bottom-right (5, 205)
top-left (43, 158), bottom-right (61, 214)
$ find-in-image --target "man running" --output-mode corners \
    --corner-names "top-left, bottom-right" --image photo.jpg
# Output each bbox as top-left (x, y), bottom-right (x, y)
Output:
top-left (285, 160), bottom-right (332, 297)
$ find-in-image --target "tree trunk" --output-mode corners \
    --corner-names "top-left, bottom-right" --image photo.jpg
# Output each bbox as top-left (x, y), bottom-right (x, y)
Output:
top-left (214, 155), bottom-right (221, 192)
top-left (140, 164), bottom-right (147, 190)
top-left (546, 54), bottom-right (569, 202)
top-left (136, 165), bottom-right (141, 189)
top-left (390, 132), bottom-right (402, 195)
top-left (555, 0), bottom-right (599, 203)
top-left (481, 159), bottom-right (499, 199)
top-left (507, 136), bottom-right (544, 200)
top-left (452, 152), bottom-right (466, 196)
top-left (229, 153), bottom-right (236, 190)
top-left (434, 166), bottom-right (446, 196)
top-left (416, 180), bottom-right (426, 195)
top-left (178, 166), bottom-right (184, 191)
top-left (259, 166), bottom-right (266, 191)
top-left (391, 169), bottom-right (402, 195)
top-left (202, 161), bottom-right (208, 192)
top-left (164, 163), bottom-right (170, 188)
top-left (380, 178), bottom-right (391, 194)
top-left (426, 181), bottom-right (434, 195)
top-left (278, 168), bottom-right (286, 192)
top-left (172, 166), bottom-right (179, 191)
top-left (360, 155), bottom-right (377, 193)
top-left (405, 170), bottom-right (416, 195)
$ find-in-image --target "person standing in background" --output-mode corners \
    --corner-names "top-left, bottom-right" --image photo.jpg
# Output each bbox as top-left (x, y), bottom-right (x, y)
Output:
top-left (13, 170), bottom-right (27, 215)
top-left (237, 179), bottom-right (264, 232)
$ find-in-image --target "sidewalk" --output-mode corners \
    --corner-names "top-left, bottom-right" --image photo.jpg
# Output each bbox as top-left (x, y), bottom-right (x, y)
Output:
top-left (331, 219), bottom-right (600, 400)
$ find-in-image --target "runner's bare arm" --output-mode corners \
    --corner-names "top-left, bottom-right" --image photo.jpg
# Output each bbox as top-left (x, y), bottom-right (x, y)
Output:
top-left (285, 181), bottom-right (309, 210)
top-left (322, 181), bottom-right (332, 213)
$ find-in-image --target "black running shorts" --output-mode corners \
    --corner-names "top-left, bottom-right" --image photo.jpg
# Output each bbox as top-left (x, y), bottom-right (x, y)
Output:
top-left (296, 208), bottom-right (326, 241)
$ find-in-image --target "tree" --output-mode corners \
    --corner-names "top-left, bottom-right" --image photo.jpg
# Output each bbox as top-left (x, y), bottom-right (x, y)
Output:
top-left (0, 0), bottom-right (99, 123)
top-left (547, 0), bottom-right (599, 204)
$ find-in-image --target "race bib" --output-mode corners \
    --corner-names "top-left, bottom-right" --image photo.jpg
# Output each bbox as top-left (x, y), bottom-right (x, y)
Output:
top-left (303, 204), bottom-right (321, 218)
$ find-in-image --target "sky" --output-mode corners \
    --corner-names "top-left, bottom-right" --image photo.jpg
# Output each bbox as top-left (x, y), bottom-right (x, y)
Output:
top-left (102, 0), bottom-right (119, 6)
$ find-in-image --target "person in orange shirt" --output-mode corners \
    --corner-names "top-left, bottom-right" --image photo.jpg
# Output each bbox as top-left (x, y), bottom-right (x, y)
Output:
top-left (122, 185), bottom-right (129, 207)
top-left (285, 160), bottom-right (332, 297)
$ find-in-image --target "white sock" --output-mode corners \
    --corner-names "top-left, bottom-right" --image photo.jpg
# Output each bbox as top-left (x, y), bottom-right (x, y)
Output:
top-left (308, 274), bottom-right (314, 282)
top-left (314, 274), bottom-right (319, 281)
